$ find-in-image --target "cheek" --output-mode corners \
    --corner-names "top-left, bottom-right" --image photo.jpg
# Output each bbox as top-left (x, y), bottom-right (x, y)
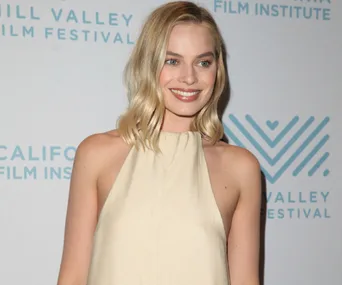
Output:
top-left (159, 67), bottom-right (173, 86)
top-left (202, 69), bottom-right (217, 88)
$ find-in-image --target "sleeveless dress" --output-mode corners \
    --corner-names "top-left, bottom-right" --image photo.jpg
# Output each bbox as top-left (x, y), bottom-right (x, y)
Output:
top-left (87, 131), bottom-right (230, 285)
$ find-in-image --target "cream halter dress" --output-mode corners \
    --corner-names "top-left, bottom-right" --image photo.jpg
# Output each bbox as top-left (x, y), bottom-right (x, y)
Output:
top-left (87, 131), bottom-right (230, 285)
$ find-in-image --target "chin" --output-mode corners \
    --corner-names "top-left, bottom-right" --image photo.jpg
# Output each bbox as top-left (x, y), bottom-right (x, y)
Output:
top-left (163, 94), bottom-right (210, 119)
top-left (165, 106), bottom-right (202, 118)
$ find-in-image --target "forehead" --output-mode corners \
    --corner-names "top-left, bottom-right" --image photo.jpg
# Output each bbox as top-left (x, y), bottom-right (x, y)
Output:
top-left (167, 23), bottom-right (215, 55)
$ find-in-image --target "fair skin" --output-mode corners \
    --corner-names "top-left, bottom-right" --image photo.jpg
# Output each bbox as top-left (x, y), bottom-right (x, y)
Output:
top-left (57, 23), bottom-right (261, 285)
top-left (160, 23), bottom-right (217, 132)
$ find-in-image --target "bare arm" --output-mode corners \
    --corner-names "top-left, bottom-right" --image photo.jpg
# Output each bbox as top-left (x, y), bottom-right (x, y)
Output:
top-left (228, 150), bottom-right (262, 285)
top-left (57, 136), bottom-right (100, 285)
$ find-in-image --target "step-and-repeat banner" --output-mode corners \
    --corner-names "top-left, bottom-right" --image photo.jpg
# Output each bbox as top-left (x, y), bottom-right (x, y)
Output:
top-left (0, 0), bottom-right (341, 284)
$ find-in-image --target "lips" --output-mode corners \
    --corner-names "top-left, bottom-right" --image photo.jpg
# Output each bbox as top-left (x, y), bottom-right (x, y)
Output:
top-left (169, 88), bottom-right (201, 102)
top-left (170, 88), bottom-right (200, 96)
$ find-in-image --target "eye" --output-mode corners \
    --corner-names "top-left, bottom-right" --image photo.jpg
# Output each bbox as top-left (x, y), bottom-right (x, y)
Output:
top-left (198, 60), bottom-right (212, 68)
top-left (165, 58), bottom-right (178, 65)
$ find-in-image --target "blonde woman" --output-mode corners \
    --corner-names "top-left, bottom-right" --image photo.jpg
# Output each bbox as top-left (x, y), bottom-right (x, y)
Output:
top-left (57, 1), bottom-right (261, 285)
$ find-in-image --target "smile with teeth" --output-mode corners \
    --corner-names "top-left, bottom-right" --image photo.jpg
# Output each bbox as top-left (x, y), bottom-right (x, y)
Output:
top-left (170, 89), bottom-right (201, 97)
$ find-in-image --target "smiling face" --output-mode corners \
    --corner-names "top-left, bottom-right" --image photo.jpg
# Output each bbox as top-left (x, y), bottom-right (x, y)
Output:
top-left (159, 23), bottom-right (218, 127)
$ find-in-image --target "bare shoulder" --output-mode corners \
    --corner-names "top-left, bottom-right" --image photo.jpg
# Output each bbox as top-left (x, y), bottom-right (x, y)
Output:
top-left (220, 141), bottom-right (259, 171)
top-left (77, 129), bottom-right (126, 153)
top-left (74, 129), bottom-right (129, 167)
top-left (213, 140), bottom-right (261, 189)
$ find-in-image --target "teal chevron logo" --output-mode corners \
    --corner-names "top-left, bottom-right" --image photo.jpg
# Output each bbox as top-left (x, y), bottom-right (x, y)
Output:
top-left (223, 115), bottom-right (330, 184)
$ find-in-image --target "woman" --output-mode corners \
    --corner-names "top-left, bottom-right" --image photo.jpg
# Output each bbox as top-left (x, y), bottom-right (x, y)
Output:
top-left (57, 1), bottom-right (261, 285)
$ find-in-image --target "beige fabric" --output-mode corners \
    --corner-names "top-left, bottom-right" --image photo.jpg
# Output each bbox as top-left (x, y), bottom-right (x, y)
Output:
top-left (87, 131), bottom-right (229, 285)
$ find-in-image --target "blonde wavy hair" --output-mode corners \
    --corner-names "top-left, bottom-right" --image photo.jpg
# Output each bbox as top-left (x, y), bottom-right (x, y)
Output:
top-left (117, 1), bottom-right (228, 150)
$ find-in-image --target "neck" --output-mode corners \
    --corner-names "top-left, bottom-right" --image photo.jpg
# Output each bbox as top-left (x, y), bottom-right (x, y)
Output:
top-left (161, 111), bottom-right (194, 133)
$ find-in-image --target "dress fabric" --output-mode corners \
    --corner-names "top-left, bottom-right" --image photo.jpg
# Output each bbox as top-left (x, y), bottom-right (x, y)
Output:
top-left (87, 131), bottom-right (229, 285)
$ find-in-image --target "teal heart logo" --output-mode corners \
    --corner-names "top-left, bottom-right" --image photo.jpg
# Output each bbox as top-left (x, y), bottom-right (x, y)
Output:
top-left (223, 115), bottom-right (330, 183)
top-left (266, 120), bottom-right (279, 130)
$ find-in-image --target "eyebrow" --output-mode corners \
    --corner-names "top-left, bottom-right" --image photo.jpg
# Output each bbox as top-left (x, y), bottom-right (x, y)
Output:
top-left (166, 51), bottom-right (215, 59)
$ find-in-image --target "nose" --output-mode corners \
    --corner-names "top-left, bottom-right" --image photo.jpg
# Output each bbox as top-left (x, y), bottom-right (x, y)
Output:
top-left (179, 64), bottom-right (198, 85)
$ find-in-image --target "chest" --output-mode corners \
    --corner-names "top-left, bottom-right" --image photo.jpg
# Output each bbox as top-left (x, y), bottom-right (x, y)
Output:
top-left (97, 147), bottom-right (240, 238)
